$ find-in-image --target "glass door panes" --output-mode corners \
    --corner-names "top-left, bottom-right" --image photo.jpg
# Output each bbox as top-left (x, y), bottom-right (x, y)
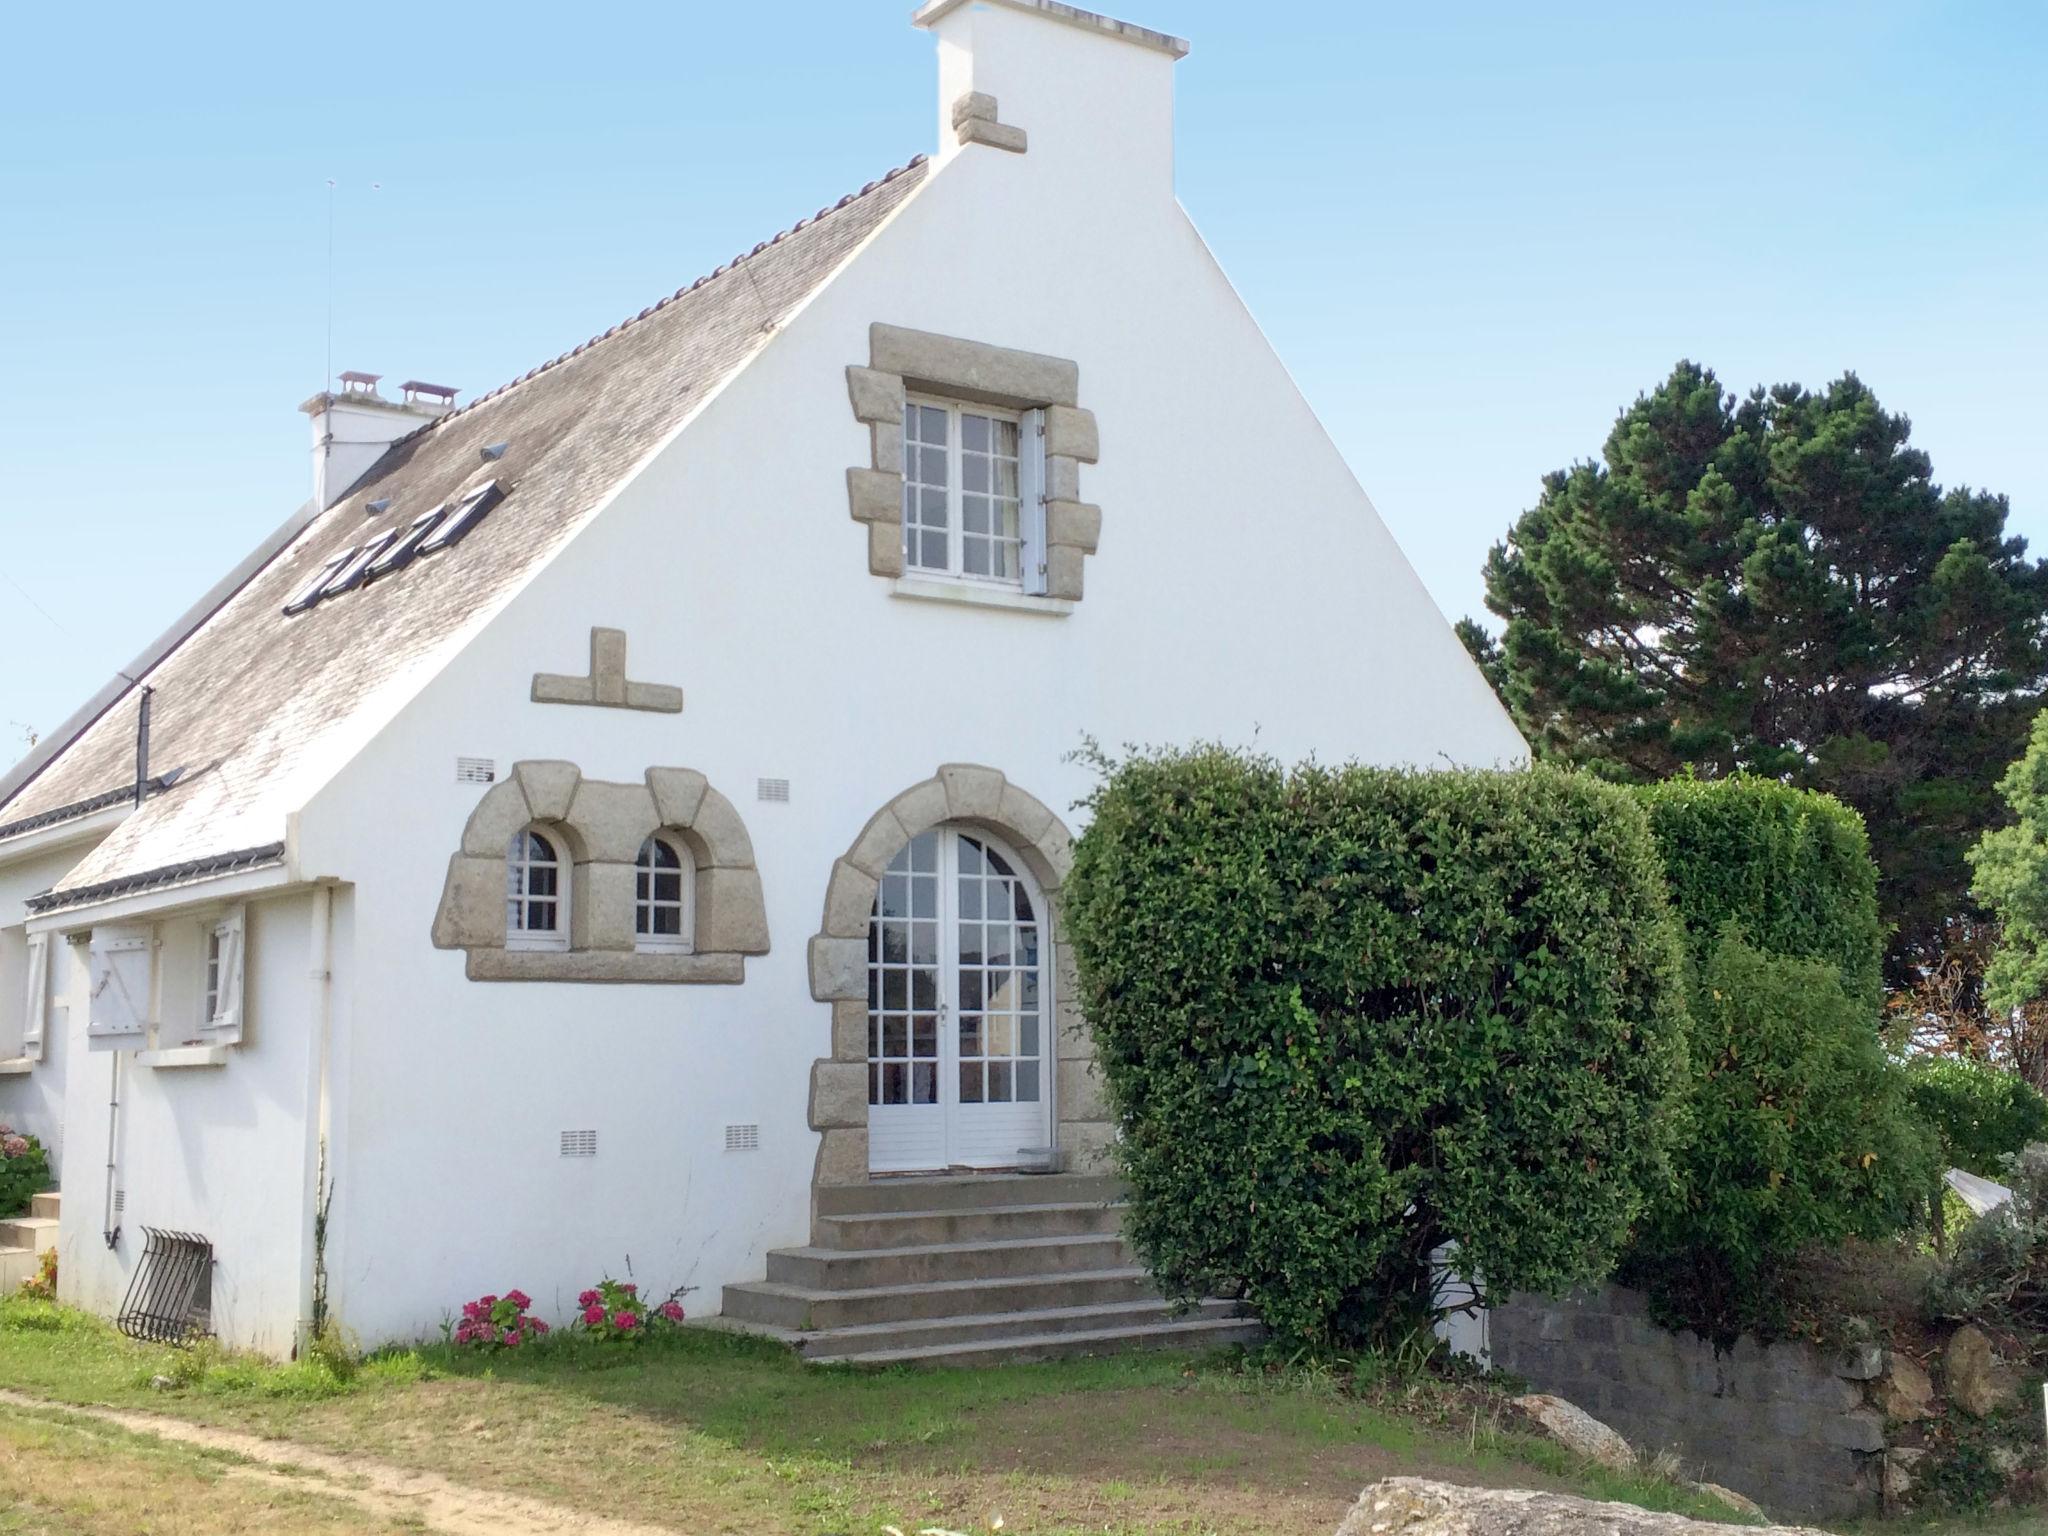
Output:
top-left (955, 837), bottom-right (1041, 1106)
top-left (868, 831), bottom-right (941, 1107)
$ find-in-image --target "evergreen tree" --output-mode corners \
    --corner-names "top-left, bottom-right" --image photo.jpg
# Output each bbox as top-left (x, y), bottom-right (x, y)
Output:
top-left (1474, 362), bottom-right (2048, 979)
top-left (1970, 709), bottom-right (2048, 1016)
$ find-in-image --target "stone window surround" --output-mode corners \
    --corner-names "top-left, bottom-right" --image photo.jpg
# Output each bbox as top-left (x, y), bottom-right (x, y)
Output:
top-left (531, 626), bottom-right (683, 714)
top-left (846, 323), bottom-right (1101, 601)
top-left (803, 764), bottom-right (1113, 1188)
top-left (432, 760), bottom-right (769, 983)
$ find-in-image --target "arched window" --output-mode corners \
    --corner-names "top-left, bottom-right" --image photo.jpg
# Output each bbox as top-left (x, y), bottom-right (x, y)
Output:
top-left (635, 836), bottom-right (694, 953)
top-left (506, 829), bottom-right (568, 950)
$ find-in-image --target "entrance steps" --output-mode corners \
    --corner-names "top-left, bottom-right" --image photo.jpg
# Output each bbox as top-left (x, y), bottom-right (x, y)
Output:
top-left (720, 1174), bottom-right (1261, 1365)
top-left (0, 1190), bottom-right (59, 1292)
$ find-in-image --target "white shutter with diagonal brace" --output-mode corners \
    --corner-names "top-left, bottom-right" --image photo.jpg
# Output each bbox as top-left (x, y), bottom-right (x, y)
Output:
top-left (88, 926), bottom-right (153, 1050)
top-left (205, 907), bottom-right (246, 1044)
top-left (1019, 407), bottom-right (1048, 595)
top-left (20, 935), bottom-right (47, 1062)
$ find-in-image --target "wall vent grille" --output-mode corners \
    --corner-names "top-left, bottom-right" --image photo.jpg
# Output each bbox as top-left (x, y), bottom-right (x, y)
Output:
top-left (756, 778), bottom-right (790, 803)
top-left (724, 1123), bottom-right (760, 1152)
top-left (114, 1189), bottom-right (126, 1214)
top-left (559, 1129), bottom-right (598, 1158)
top-left (456, 757), bottom-right (497, 785)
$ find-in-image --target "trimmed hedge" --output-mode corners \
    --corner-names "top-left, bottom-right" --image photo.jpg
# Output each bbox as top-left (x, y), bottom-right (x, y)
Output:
top-left (1064, 748), bottom-right (1690, 1348)
top-left (1907, 1056), bottom-right (2048, 1180)
top-left (1623, 777), bottom-right (1932, 1341)
top-left (1634, 774), bottom-right (1884, 1014)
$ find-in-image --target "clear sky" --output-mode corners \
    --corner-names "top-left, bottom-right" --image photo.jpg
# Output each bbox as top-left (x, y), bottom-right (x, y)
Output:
top-left (2, 1), bottom-right (2042, 765)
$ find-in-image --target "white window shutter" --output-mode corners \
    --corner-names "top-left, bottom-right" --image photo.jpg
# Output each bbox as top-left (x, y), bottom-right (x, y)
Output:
top-left (20, 935), bottom-right (48, 1062)
top-left (88, 926), bottom-right (152, 1050)
top-left (207, 907), bottom-right (246, 1044)
top-left (1019, 407), bottom-right (1048, 595)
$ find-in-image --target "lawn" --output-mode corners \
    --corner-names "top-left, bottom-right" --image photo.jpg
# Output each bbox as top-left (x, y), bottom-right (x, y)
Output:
top-left (0, 1296), bottom-right (1771, 1536)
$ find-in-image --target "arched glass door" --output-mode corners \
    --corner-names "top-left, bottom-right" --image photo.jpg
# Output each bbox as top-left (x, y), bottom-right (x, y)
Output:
top-left (867, 827), bottom-right (1050, 1172)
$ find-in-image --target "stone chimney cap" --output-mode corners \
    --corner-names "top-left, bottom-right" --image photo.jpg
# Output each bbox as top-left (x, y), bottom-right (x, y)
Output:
top-left (338, 370), bottom-right (383, 390)
top-left (912, 0), bottom-right (1189, 58)
top-left (401, 380), bottom-right (458, 404)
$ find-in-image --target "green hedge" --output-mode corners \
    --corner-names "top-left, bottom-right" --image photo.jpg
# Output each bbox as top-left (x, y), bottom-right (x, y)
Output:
top-left (1907, 1057), bottom-right (2048, 1179)
top-left (1623, 777), bottom-right (1931, 1340)
top-left (1634, 775), bottom-right (1884, 1014)
top-left (1064, 748), bottom-right (1690, 1348)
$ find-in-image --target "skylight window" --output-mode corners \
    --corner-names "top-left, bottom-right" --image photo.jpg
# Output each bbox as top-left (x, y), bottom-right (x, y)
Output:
top-left (323, 531), bottom-right (398, 597)
top-left (418, 480), bottom-right (504, 554)
top-left (283, 550), bottom-right (355, 615)
top-left (367, 505), bottom-right (448, 579)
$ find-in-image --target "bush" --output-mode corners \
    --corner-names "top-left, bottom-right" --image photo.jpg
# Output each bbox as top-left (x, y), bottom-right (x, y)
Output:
top-left (1927, 1143), bottom-right (2048, 1331)
top-left (0, 1126), bottom-right (49, 1218)
top-left (1634, 775), bottom-right (1884, 1013)
top-left (1907, 1056), bottom-right (2048, 1179)
top-left (1621, 933), bottom-right (1935, 1341)
top-left (574, 1277), bottom-right (685, 1342)
top-left (1064, 748), bottom-right (1690, 1349)
top-left (448, 1288), bottom-right (549, 1350)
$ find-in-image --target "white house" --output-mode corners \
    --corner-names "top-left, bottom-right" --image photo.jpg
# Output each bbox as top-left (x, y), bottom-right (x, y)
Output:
top-left (0, 0), bottom-right (1523, 1360)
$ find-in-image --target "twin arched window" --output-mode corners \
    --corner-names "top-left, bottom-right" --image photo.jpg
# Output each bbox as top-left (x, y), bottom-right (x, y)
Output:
top-left (505, 827), bottom-right (693, 954)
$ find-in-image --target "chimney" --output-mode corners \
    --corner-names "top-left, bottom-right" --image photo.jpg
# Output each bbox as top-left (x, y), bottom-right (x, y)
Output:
top-left (913, 0), bottom-right (1187, 186)
top-left (299, 371), bottom-right (454, 510)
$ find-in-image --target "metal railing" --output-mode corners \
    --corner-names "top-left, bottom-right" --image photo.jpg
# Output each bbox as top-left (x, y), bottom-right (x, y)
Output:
top-left (115, 1227), bottom-right (213, 1345)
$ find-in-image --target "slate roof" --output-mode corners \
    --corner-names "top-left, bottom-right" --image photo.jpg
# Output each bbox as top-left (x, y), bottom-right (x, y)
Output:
top-left (1, 157), bottom-right (929, 906)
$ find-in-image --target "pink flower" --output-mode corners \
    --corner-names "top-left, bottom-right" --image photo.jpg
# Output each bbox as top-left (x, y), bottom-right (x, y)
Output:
top-left (502, 1327), bottom-right (522, 1346)
top-left (479, 1295), bottom-right (497, 1308)
top-left (0, 1136), bottom-right (26, 1158)
top-left (583, 1304), bottom-right (606, 1326)
top-left (578, 1289), bottom-right (600, 1308)
top-left (619, 1282), bottom-right (637, 1294)
top-left (506, 1290), bottom-right (531, 1310)
top-left (659, 1302), bottom-right (685, 1322)
top-left (613, 1310), bottom-right (638, 1329)
top-left (461, 1301), bottom-right (481, 1321)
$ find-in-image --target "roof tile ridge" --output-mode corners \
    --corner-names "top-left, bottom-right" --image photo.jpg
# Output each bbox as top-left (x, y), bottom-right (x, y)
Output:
top-left (388, 153), bottom-right (930, 448)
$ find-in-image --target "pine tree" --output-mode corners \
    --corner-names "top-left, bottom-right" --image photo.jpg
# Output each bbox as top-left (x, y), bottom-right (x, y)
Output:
top-left (1474, 362), bottom-right (2048, 980)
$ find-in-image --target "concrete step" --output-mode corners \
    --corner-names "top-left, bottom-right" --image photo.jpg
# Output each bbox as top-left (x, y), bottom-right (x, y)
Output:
top-left (722, 1265), bottom-right (1162, 1331)
top-left (814, 1172), bottom-right (1124, 1217)
top-left (0, 1248), bottom-right (31, 1291)
top-left (767, 1232), bottom-right (1133, 1290)
top-left (813, 1199), bottom-right (1127, 1250)
top-left (0, 1216), bottom-right (57, 1254)
top-left (790, 1296), bottom-right (1248, 1359)
top-left (807, 1312), bottom-right (1267, 1367)
top-left (30, 1191), bottom-right (58, 1221)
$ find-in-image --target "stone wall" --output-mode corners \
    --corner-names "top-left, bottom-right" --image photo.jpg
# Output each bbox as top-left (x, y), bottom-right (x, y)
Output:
top-left (1489, 1286), bottom-right (1889, 1522)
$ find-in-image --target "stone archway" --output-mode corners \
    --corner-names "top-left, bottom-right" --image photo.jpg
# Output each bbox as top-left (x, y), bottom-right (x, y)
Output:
top-left (804, 764), bottom-right (1111, 1187)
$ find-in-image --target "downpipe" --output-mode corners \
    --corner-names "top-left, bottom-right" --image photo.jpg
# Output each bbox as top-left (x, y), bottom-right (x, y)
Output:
top-left (297, 885), bottom-right (335, 1352)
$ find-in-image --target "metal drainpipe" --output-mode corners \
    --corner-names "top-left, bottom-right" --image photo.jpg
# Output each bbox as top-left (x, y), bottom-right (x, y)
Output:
top-left (299, 885), bottom-right (335, 1349)
top-left (101, 1052), bottom-right (122, 1249)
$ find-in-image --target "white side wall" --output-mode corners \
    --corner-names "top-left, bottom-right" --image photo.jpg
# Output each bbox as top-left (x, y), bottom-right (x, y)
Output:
top-left (293, 18), bottom-right (1522, 1346)
top-left (0, 837), bottom-right (105, 1166)
top-left (53, 889), bottom-right (331, 1356)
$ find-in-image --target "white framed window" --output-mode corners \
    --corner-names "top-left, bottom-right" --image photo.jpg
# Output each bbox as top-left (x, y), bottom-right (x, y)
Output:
top-left (634, 836), bottom-right (694, 954)
top-left (200, 907), bottom-right (246, 1045)
top-left (506, 828), bottom-right (569, 951)
top-left (902, 398), bottom-right (1046, 589)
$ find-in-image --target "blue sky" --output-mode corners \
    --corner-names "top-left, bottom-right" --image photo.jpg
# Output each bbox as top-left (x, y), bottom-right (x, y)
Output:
top-left (2, 1), bottom-right (2043, 763)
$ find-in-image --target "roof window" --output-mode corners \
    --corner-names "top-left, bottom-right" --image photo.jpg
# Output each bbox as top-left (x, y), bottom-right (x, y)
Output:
top-left (282, 479), bottom-right (506, 617)
top-left (418, 480), bottom-right (504, 554)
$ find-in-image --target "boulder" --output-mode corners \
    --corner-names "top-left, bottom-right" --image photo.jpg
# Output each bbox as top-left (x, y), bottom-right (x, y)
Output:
top-left (1692, 1482), bottom-right (1766, 1519)
top-left (1511, 1394), bottom-right (1636, 1473)
top-left (1945, 1325), bottom-right (2017, 1418)
top-left (1882, 1447), bottom-right (1926, 1507)
top-left (1878, 1352), bottom-right (1934, 1421)
top-left (1333, 1479), bottom-right (1835, 1535)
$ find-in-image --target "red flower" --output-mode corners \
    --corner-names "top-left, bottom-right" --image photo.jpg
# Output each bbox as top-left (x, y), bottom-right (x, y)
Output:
top-left (659, 1301), bottom-right (685, 1322)
top-left (578, 1289), bottom-right (601, 1308)
top-left (583, 1303), bottom-right (606, 1326)
top-left (506, 1290), bottom-right (532, 1310)
top-left (613, 1310), bottom-right (639, 1329)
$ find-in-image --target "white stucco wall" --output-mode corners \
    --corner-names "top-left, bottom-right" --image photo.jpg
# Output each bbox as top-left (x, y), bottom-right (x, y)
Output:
top-left (51, 889), bottom-right (331, 1356)
top-left (287, 8), bottom-right (1522, 1347)
top-left (0, 835), bottom-right (107, 1166)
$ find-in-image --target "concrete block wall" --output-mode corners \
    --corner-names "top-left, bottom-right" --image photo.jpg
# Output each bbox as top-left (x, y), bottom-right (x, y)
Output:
top-left (1490, 1285), bottom-right (1887, 1522)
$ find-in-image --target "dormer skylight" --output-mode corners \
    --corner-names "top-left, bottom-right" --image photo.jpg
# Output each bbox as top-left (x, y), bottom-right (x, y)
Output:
top-left (281, 479), bottom-right (507, 617)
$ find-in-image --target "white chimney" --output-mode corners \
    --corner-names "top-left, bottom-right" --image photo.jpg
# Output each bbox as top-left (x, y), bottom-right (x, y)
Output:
top-left (913, 0), bottom-right (1187, 187)
top-left (299, 371), bottom-right (453, 510)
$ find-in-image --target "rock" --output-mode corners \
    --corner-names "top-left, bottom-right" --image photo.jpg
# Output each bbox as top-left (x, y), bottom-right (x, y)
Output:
top-left (1512, 1393), bottom-right (1636, 1473)
top-left (1945, 1325), bottom-right (2017, 1418)
top-left (1691, 1482), bottom-right (1766, 1519)
top-left (147, 1374), bottom-right (175, 1391)
top-left (1833, 1342), bottom-right (1884, 1381)
top-left (1883, 1447), bottom-right (1926, 1506)
top-left (1878, 1353), bottom-right (1934, 1421)
top-left (1333, 1478), bottom-right (1837, 1535)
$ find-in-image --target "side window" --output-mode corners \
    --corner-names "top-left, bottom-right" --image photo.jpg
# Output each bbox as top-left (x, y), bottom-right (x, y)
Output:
top-left (903, 398), bottom-right (1041, 587)
top-left (634, 836), bottom-right (695, 954)
top-left (506, 829), bottom-right (569, 951)
top-left (200, 907), bottom-right (246, 1045)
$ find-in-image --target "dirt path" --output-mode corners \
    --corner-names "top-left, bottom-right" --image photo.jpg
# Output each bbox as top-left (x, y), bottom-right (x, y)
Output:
top-left (0, 1387), bottom-right (683, 1536)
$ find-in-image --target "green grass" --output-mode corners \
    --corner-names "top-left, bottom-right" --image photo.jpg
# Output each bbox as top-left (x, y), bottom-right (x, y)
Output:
top-left (0, 1295), bottom-right (1993, 1534)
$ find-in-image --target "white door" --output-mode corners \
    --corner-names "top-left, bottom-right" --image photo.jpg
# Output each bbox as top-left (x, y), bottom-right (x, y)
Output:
top-left (867, 827), bottom-right (1052, 1173)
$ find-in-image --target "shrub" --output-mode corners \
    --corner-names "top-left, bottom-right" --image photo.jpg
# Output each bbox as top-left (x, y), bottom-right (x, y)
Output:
top-left (0, 1126), bottom-right (49, 1218)
top-left (17, 1248), bottom-right (55, 1302)
top-left (1064, 748), bottom-right (1690, 1348)
top-left (575, 1277), bottom-right (685, 1343)
top-left (1621, 932), bottom-right (1936, 1341)
top-left (448, 1289), bottom-right (549, 1350)
top-left (1634, 774), bottom-right (1884, 1013)
top-left (1927, 1143), bottom-right (2048, 1332)
top-left (1907, 1056), bottom-right (2048, 1179)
